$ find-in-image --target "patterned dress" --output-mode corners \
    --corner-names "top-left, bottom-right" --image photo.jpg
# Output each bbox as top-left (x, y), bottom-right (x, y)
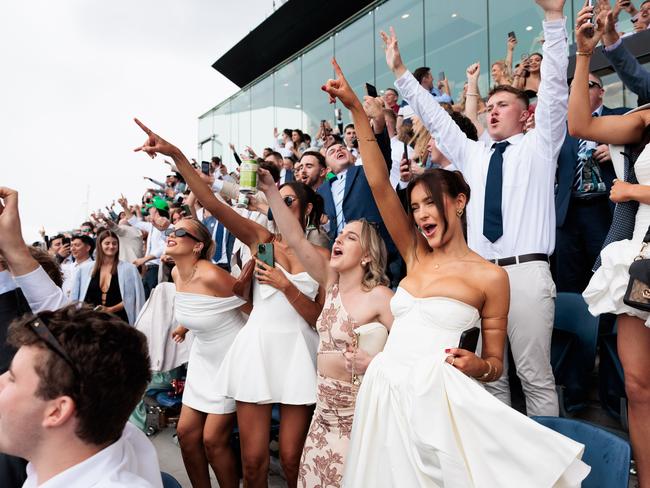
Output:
top-left (298, 284), bottom-right (360, 488)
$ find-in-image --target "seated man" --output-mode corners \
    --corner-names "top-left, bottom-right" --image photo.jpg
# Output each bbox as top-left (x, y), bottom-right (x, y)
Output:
top-left (0, 304), bottom-right (160, 487)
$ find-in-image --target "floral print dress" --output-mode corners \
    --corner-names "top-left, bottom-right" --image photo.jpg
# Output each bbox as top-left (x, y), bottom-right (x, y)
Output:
top-left (298, 284), bottom-right (360, 488)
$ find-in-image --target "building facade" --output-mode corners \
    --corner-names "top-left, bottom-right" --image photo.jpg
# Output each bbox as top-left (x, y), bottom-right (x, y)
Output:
top-left (199, 0), bottom-right (645, 166)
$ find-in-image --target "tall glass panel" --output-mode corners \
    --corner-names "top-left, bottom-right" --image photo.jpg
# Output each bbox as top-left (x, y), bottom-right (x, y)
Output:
top-left (213, 102), bottom-right (230, 167)
top-left (198, 111), bottom-right (213, 145)
top-left (274, 58), bottom-right (303, 137)
top-left (487, 0), bottom-right (573, 88)
top-left (231, 89), bottom-right (251, 158)
top-left (334, 10), bottom-right (374, 125)
top-left (375, 0), bottom-right (424, 98)
top-left (425, 1), bottom-right (489, 101)
top-left (301, 37), bottom-right (335, 145)
top-left (251, 75), bottom-right (275, 154)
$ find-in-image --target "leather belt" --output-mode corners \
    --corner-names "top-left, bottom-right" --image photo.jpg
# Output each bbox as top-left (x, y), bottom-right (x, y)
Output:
top-left (489, 253), bottom-right (549, 267)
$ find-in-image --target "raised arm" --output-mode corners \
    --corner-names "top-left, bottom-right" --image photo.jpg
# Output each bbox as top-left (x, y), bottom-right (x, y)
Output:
top-left (385, 28), bottom-right (479, 172)
top-left (323, 58), bottom-right (425, 263)
top-left (464, 62), bottom-right (485, 137)
top-left (529, 0), bottom-right (570, 164)
top-left (133, 119), bottom-right (270, 248)
top-left (568, 7), bottom-right (646, 144)
top-left (258, 169), bottom-right (333, 288)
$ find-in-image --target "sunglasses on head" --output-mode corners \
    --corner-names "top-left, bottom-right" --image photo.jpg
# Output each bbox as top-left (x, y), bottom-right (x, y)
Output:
top-left (164, 228), bottom-right (200, 241)
top-left (283, 196), bottom-right (297, 207)
top-left (27, 316), bottom-right (80, 379)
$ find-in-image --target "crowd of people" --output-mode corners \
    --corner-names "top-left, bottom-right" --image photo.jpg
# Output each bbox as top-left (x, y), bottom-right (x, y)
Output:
top-left (1, 0), bottom-right (650, 487)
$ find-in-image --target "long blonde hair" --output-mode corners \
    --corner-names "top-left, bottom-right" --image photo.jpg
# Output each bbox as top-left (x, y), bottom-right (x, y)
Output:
top-left (355, 219), bottom-right (389, 291)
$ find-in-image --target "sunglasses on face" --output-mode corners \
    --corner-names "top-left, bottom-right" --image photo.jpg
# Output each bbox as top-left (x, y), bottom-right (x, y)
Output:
top-left (588, 80), bottom-right (602, 90)
top-left (164, 228), bottom-right (200, 241)
top-left (27, 316), bottom-right (80, 379)
top-left (283, 196), bottom-right (297, 207)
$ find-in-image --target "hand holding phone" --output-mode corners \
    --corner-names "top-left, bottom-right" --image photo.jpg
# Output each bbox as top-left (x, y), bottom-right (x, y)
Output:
top-left (201, 161), bottom-right (211, 175)
top-left (365, 82), bottom-right (378, 98)
top-left (257, 243), bottom-right (274, 268)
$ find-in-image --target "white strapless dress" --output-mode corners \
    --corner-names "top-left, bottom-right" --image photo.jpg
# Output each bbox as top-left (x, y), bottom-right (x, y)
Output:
top-left (175, 292), bottom-right (245, 414)
top-left (215, 265), bottom-right (320, 404)
top-left (343, 288), bottom-right (590, 488)
top-left (583, 144), bottom-right (650, 327)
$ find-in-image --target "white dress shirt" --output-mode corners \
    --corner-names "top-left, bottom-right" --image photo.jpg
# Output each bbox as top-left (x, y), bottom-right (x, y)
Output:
top-left (23, 422), bottom-right (162, 488)
top-left (61, 258), bottom-right (93, 302)
top-left (395, 18), bottom-right (568, 260)
top-left (128, 217), bottom-right (167, 267)
top-left (14, 266), bottom-right (67, 313)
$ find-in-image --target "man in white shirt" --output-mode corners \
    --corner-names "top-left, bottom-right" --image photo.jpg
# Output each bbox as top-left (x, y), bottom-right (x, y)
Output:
top-left (119, 196), bottom-right (171, 299)
top-left (0, 304), bottom-right (160, 488)
top-left (61, 235), bottom-right (94, 301)
top-left (389, 0), bottom-right (568, 416)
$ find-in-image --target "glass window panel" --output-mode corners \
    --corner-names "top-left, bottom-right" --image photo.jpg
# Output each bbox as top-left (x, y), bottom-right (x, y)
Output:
top-left (375, 0), bottom-right (424, 99)
top-left (334, 10), bottom-right (374, 124)
top-left (231, 89), bottom-right (251, 158)
top-left (198, 111), bottom-right (213, 144)
top-left (274, 58), bottom-right (302, 138)
top-left (251, 75), bottom-right (275, 155)
top-left (213, 102), bottom-right (232, 167)
top-left (301, 37), bottom-right (335, 146)
top-left (425, 1), bottom-right (489, 101)
top-left (487, 0), bottom-right (573, 89)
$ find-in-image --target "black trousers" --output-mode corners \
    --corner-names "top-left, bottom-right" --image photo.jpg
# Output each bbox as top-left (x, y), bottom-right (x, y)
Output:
top-left (554, 196), bottom-right (612, 293)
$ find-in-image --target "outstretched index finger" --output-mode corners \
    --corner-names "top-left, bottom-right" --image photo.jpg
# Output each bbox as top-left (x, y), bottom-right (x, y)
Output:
top-left (134, 118), bottom-right (152, 135)
top-left (331, 57), bottom-right (344, 79)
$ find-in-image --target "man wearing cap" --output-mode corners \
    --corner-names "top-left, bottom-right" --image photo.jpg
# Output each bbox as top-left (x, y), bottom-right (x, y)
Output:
top-left (119, 196), bottom-right (171, 299)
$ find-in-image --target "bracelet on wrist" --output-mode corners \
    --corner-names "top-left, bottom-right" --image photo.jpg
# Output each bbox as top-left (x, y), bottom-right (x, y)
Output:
top-left (466, 92), bottom-right (480, 97)
top-left (478, 359), bottom-right (493, 382)
top-left (288, 288), bottom-right (301, 305)
top-left (576, 50), bottom-right (593, 56)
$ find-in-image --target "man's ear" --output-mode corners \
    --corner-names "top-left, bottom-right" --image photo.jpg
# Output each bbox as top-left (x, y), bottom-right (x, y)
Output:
top-left (42, 396), bottom-right (76, 429)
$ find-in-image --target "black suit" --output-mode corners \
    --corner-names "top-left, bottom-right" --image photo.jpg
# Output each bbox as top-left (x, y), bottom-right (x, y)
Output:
top-left (0, 288), bottom-right (31, 488)
top-left (554, 105), bottom-right (629, 292)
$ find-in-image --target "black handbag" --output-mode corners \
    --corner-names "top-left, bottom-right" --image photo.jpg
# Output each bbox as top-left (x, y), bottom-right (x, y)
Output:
top-left (623, 226), bottom-right (650, 312)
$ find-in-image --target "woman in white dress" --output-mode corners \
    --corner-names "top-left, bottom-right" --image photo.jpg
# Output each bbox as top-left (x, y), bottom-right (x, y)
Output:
top-left (166, 218), bottom-right (248, 488)
top-left (321, 50), bottom-right (590, 486)
top-left (133, 119), bottom-right (329, 488)
top-left (571, 6), bottom-right (650, 486)
top-left (257, 168), bottom-right (394, 488)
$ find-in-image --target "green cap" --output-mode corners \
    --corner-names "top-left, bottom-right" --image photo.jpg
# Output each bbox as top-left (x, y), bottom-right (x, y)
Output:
top-left (145, 196), bottom-right (169, 212)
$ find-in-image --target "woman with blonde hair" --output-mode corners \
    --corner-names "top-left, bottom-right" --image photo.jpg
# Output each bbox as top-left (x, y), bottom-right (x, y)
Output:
top-left (256, 167), bottom-right (393, 487)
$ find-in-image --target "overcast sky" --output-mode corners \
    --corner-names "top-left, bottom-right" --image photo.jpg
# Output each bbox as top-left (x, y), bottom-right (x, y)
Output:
top-left (1, 0), bottom-right (272, 242)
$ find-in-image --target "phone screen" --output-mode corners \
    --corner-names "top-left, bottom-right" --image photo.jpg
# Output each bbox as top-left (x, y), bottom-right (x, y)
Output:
top-left (365, 82), bottom-right (378, 98)
top-left (438, 71), bottom-right (446, 81)
top-left (201, 161), bottom-right (210, 175)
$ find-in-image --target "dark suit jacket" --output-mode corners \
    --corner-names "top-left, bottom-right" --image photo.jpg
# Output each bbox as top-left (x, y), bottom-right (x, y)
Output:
top-left (283, 169), bottom-right (295, 183)
top-left (555, 106), bottom-right (630, 227)
top-left (603, 39), bottom-right (650, 106)
top-left (317, 129), bottom-right (396, 253)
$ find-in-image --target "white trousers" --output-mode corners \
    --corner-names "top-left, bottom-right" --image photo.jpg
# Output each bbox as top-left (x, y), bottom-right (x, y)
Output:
top-left (484, 260), bottom-right (559, 416)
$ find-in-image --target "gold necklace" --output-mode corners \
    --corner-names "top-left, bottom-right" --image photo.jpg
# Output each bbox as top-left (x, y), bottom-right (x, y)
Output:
top-left (180, 264), bottom-right (198, 284)
top-left (432, 249), bottom-right (471, 270)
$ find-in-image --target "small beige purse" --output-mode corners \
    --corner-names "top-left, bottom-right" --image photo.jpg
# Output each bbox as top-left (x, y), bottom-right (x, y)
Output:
top-left (351, 322), bottom-right (388, 385)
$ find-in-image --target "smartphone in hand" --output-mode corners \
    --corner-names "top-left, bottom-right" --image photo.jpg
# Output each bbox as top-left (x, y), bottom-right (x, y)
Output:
top-left (508, 31), bottom-right (516, 41)
top-left (458, 327), bottom-right (480, 353)
top-left (257, 243), bottom-right (274, 268)
top-left (201, 161), bottom-right (211, 175)
top-left (365, 82), bottom-right (378, 98)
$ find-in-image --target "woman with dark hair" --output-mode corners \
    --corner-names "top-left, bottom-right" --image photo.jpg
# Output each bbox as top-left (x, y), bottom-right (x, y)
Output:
top-left (70, 230), bottom-right (144, 324)
top-left (513, 52), bottom-right (543, 95)
top-left (167, 217), bottom-right (248, 488)
top-left (322, 52), bottom-right (589, 487)
top-left (134, 118), bottom-right (329, 488)
top-left (257, 167), bottom-right (393, 488)
top-left (291, 129), bottom-right (308, 158)
top-left (571, 6), bottom-right (650, 485)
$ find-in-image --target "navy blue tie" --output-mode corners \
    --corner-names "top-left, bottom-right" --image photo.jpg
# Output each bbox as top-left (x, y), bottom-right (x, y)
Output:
top-left (483, 141), bottom-right (510, 243)
top-left (213, 221), bottom-right (224, 263)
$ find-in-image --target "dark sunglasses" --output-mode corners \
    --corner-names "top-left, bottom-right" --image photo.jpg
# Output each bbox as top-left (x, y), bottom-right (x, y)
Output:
top-left (588, 80), bottom-right (602, 90)
top-left (27, 316), bottom-right (80, 379)
top-left (164, 228), bottom-right (200, 241)
top-left (283, 196), bottom-right (297, 207)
